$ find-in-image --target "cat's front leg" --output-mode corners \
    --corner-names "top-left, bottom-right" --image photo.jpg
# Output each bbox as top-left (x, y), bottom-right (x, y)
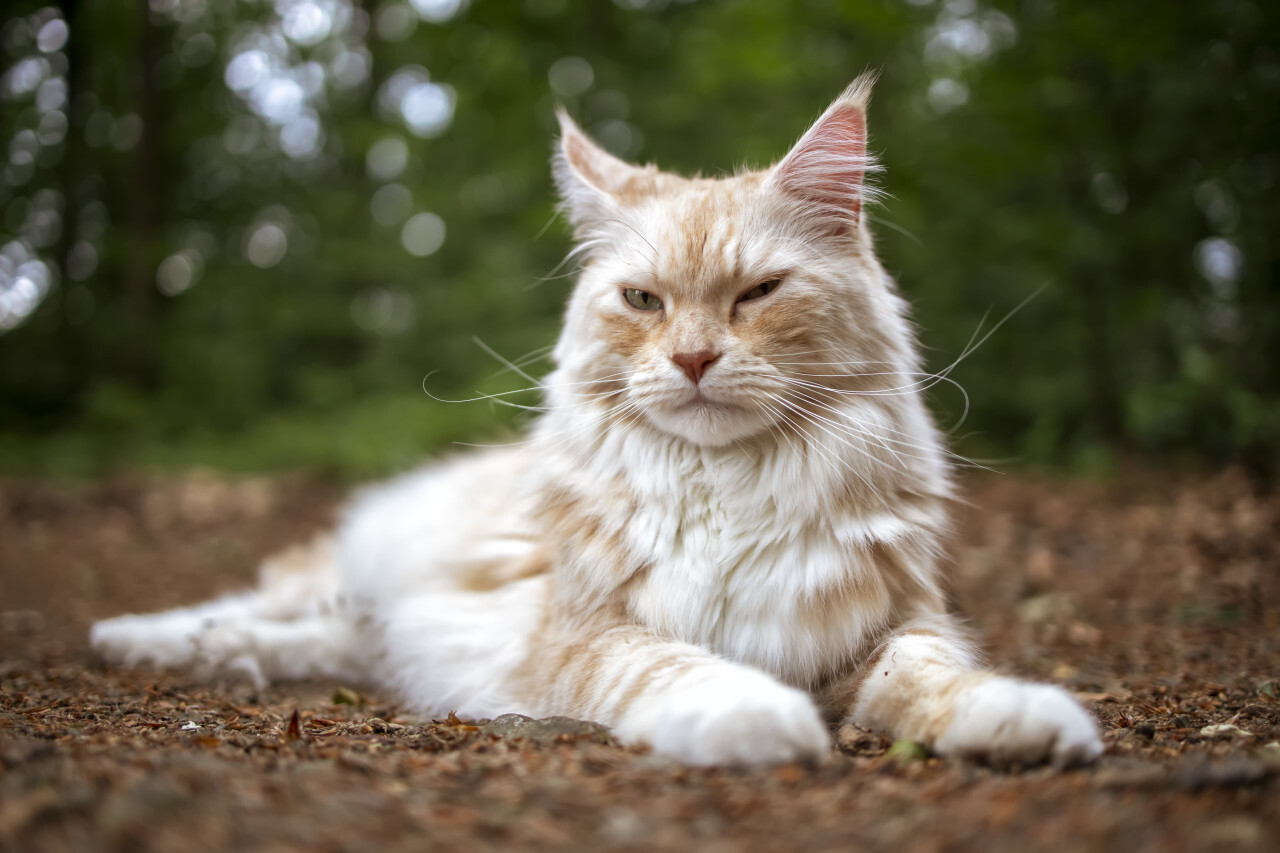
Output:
top-left (845, 632), bottom-right (1104, 766)
top-left (525, 624), bottom-right (830, 766)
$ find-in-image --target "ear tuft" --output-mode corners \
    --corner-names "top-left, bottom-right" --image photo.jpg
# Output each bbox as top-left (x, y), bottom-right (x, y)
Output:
top-left (553, 108), bottom-right (641, 235)
top-left (768, 73), bottom-right (879, 232)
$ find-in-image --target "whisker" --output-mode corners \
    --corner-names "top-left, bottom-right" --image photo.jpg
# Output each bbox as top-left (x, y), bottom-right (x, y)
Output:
top-left (781, 373), bottom-right (971, 415)
top-left (864, 212), bottom-right (923, 247)
top-left (601, 218), bottom-right (659, 269)
top-left (527, 240), bottom-right (597, 289)
top-left (782, 389), bottom-right (919, 471)
top-left (772, 397), bottom-right (879, 492)
top-left (778, 385), bottom-right (998, 473)
top-left (471, 336), bottom-right (548, 389)
top-left (482, 344), bottom-right (557, 383)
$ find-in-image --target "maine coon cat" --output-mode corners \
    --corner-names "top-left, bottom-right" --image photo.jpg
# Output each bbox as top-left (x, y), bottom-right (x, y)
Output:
top-left (92, 77), bottom-right (1103, 767)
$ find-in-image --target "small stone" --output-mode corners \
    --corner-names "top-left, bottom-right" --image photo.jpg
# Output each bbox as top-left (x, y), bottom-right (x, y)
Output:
top-left (1017, 593), bottom-right (1074, 625)
top-left (1199, 723), bottom-right (1253, 739)
top-left (479, 714), bottom-right (613, 745)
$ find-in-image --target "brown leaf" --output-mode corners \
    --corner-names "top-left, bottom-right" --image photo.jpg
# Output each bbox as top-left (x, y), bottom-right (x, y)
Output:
top-left (285, 709), bottom-right (302, 742)
top-left (445, 711), bottom-right (479, 731)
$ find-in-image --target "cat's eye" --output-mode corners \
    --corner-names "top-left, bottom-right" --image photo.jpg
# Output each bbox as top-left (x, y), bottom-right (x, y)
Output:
top-left (623, 287), bottom-right (663, 312)
top-left (738, 278), bottom-right (782, 303)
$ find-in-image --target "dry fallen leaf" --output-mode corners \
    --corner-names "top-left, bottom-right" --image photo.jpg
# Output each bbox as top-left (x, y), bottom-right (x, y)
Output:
top-left (285, 709), bottom-right (302, 742)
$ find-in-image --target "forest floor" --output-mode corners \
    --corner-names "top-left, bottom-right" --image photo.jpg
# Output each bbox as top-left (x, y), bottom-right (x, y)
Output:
top-left (1, 467), bottom-right (1278, 852)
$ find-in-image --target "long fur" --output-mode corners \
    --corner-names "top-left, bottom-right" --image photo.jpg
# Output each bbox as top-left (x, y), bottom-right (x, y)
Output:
top-left (92, 76), bottom-right (1103, 767)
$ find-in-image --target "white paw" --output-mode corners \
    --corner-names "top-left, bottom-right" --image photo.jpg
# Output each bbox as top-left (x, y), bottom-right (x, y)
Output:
top-left (936, 678), bottom-right (1104, 766)
top-left (188, 622), bottom-right (267, 687)
top-left (91, 613), bottom-right (265, 686)
top-left (91, 614), bottom-right (197, 668)
top-left (646, 671), bottom-right (830, 766)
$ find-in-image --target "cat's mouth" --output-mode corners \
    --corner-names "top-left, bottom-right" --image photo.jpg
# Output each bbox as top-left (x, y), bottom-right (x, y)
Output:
top-left (675, 389), bottom-right (741, 413)
top-left (641, 387), bottom-right (775, 446)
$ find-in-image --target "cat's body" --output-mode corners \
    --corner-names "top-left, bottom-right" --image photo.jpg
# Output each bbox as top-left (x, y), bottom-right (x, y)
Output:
top-left (92, 78), bottom-right (1104, 766)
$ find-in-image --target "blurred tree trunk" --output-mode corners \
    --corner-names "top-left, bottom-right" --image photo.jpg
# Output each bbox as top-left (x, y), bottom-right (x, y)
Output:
top-left (54, 0), bottom-right (89, 402)
top-left (126, 0), bottom-right (160, 318)
top-left (1077, 267), bottom-right (1122, 443)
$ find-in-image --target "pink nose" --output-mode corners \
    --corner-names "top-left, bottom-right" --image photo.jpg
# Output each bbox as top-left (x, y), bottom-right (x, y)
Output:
top-left (671, 350), bottom-right (720, 385)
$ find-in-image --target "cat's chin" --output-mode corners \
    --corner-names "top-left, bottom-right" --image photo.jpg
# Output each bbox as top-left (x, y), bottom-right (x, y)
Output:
top-left (643, 400), bottom-right (776, 447)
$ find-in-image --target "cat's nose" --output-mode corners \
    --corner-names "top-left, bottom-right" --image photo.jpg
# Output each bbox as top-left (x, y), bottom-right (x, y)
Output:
top-left (671, 350), bottom-right (720, 385)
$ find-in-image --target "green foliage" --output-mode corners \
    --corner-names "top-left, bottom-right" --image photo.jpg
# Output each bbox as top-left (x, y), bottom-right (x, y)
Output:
top-left (885, 738), bottom-right (929, 765)
top-left (0, 0), bottom-right (1276, 479)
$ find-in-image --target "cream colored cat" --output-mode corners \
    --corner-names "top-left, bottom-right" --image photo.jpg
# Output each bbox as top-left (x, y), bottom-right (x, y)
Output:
top-left (92, 77), bottom-right (1103, 767)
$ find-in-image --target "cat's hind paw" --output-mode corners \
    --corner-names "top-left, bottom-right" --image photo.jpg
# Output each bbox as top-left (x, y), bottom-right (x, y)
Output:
top-left (91, 611), bottom-right (266, 687)
top-left (91, 613), bottom-right (203, 669)
top-left (936, 678), bottom-right (1104, 767)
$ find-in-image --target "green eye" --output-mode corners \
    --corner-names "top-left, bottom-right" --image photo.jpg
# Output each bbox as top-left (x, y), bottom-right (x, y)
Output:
top-left (738, 278), bottom-right (781, 303)
top-left (623, 288), bottom-right (663, 311)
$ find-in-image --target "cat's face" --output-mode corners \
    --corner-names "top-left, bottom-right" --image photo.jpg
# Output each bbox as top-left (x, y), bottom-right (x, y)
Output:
top-left (552, 77), bottom-right (913, 448)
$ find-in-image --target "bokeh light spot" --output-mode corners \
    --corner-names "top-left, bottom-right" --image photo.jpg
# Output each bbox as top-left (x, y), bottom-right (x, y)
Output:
top-left (1194, 237), bottom-right (1244, 299)
top-left (280, 112), bottom-right (324, 160)
top-left (282, 1), bottom-right (333, 46)
top-left (35, 18), bottom-right (69, 53)
top-left (156, 249), bottom-right (205, 296)
top-left (548, 56), bottom-right (593, 97)
top-left (927, 77), bottom-right (968, 113)
top-left (111, 114), bottom-right (144, 151)
top-left (35, 77), bottom-right (67, 112)
top-left (411, 0), bottom-right (467, 23)
top-left (9, 130), bottom-right (39, 167)
top-left (245, 223), bottom-right (289, 268)
top-left (66, 240), bottom-right (98, 281)
top-left (370, 183), bottom-right (413, 225)
top-left (226, 50), bottom-right (272, 93)
top-left (366, 137), bottom-right (409, 181)
top-left (400, 211), bottom-right (445, 256)
top-left (376, 3), bottom-right (417, 41)
top-left (401, 82), bottom-right (454, 137)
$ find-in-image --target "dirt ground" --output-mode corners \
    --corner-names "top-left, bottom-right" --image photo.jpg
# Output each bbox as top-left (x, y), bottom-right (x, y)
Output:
top-left (2, 467), bottom-right (1278, 852)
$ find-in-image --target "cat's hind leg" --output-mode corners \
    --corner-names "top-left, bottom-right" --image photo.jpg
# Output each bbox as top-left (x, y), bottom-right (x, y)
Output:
top-left (91, 536), bottom-right (366, 687)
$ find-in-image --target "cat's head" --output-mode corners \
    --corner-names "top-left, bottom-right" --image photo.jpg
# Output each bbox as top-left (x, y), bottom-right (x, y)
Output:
top-left (551, 76), bottom-right (921, 449)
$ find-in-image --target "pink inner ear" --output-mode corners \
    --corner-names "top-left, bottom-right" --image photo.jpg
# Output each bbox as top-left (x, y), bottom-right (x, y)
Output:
top-left (775, 105), bottom-right (867, 220)
top-left (564, 126), bottom-right (633, 197)
top-left (566, 132), bottom-right (604, 188)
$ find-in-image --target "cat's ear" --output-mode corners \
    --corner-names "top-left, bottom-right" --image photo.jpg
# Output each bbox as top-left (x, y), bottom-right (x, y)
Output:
top-left (767, 74), bottom-right (877, 234)
top-left (553, 108), bottom-right (643, 232)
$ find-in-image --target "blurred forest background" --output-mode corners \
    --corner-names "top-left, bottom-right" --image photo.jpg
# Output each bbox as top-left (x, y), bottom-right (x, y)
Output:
top-left (0, 0), bottom-right (1276, 480)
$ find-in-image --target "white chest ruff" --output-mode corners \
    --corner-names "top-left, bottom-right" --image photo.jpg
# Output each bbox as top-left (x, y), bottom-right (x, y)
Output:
top-left (620, 472), bottom-right (897, 687)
